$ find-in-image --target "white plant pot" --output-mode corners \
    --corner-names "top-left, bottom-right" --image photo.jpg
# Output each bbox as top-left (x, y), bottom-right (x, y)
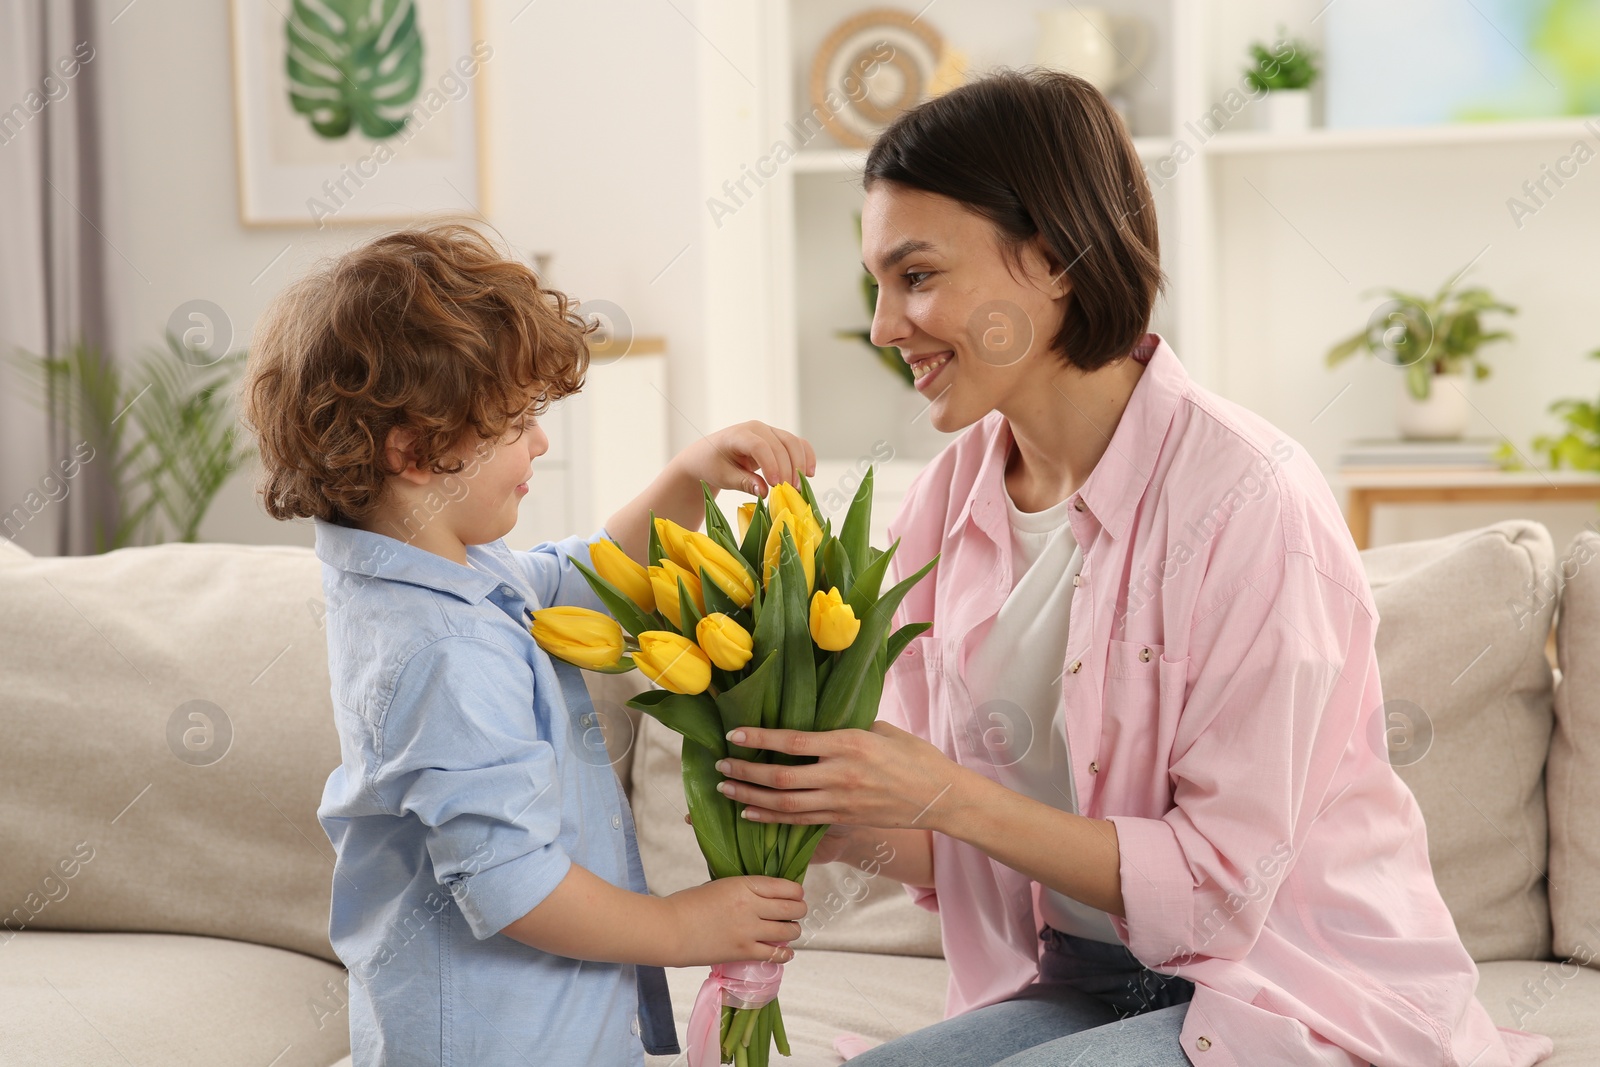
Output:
top-left (1257, 89), bottom-right (1312, 134)
top-left (1396, 371), bottom-right (1472, 440)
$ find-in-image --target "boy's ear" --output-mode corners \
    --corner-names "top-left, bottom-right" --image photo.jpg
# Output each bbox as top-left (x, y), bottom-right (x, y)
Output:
top-left (382, 426), bottom-right (432, 486)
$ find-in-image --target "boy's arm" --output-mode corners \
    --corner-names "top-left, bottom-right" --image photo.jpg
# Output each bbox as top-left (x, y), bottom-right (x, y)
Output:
top-left (500, 863), bottom-right (806, 968)
top-left (605, 423), bottom-right (816, 566)
top-left (375, 635), bottom-right (579, 939)
top-left (376, 633), bottom-right (809, 968)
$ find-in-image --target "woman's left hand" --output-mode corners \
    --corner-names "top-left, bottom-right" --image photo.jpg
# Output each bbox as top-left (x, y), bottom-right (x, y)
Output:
top-left (715, 721), bottom-right (966, 830)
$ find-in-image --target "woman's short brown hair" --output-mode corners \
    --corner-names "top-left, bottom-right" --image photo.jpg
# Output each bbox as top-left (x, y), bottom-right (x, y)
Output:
top-left (864, 69), bottom-right (1163, 371)
top-left (240, 222), bottom-right (592, 527)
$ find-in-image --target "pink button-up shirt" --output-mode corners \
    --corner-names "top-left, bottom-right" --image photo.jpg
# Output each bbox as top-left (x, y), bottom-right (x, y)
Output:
top-left (879, 334), bottom-right (1553, 1067)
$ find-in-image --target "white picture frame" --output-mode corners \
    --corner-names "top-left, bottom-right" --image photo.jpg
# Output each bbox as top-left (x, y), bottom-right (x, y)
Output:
top-left (229, 0), bottom-right (488, 227)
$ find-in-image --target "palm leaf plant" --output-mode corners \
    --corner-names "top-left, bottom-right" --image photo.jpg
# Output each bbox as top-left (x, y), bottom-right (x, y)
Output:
top-left (6, 334), bottom-right (255, 550)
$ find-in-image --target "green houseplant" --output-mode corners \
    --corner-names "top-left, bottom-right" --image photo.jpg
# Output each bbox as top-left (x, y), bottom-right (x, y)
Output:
top-left (1507, 348), bottom-right (1600, 472)
top-left (1325, 272), bottom-right (1516, 401)
top-left (1244, 28), bottom-right (1320, 133)
top-left (7, 334), bottom-right (255, 550)
top-left (1243, 29), bottom-right (1320, 93)
top-left (1326, 271), bottom-right (1518, 441)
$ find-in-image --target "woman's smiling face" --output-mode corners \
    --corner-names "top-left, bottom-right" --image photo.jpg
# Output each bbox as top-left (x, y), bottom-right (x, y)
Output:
top-left (863, 180), bottom-right (1070, 434)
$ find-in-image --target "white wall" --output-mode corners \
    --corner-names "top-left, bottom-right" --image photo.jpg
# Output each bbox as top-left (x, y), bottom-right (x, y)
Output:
top-left (89, 0), bottom-right (707, 550)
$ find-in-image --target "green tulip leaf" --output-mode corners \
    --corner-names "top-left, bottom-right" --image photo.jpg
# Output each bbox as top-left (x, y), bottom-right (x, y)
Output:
top-left (585, 655), bottom-right (638, 675)
top-left (838, 465), bottom-right (874, 576)
top-left (567, 555), bottom-right (659, 639)
top-left (628, 688), bottom-right (725, 757)
top-left (714, 649), bottom-right (781, 762)
top-left (816, 548), bottom-right (939, 733)
top-left (887, 621), bottom-right (932, 664)
top-left (777, 523), bottom-right (817, 733)
top-left (681, 738), bottom-right (742, 880)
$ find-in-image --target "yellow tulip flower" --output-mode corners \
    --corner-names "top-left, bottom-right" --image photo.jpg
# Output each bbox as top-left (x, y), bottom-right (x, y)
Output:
top-left (683, 530), bottom-right (755, 608)
top-left (530, 606), bottom-right (626, 669)
top-left (653, 516), bottom-right (695, 569)
top-left (763, 511), bottom-right (820, 593)
top-left (736, 502), bottom-right (757, 542)
top-left (589, 538), bottom-right (653, 613)
top-left (696, 613), bottom-right (754, 671)
top-left (809, 587), bottom-right (860, 652)
top-left (648, 559), bottom-right (706, 630)
top-left (634, 631), bottom-right (712, 695)
top-left (767, 483), bottom-right (811, 528)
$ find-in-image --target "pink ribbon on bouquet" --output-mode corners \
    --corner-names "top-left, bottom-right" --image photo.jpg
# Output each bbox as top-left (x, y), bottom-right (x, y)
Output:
top-left (684, 960), bottom-right (785, 1067)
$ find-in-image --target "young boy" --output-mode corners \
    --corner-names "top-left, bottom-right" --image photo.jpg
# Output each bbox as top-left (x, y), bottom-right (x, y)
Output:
top-left (240, 223), bottom-right (814, 1066)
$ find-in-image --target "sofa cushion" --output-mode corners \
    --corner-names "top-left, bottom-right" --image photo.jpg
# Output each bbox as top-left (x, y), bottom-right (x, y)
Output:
top-left (0, 542), bottom-right (343, 962)
top-left (630, 714), bottom-right (944, 958)
top-left (1550, 528), bottom-right (1600, 964)
top-left (646, 950), bottom-right (949, 1067)
top-left (1476, 958), bottom-right (1600, 1066)
top-left (0, 931), bottom-right (350, 1066)
top-left (1360, 520), bottom-right (1556, 963)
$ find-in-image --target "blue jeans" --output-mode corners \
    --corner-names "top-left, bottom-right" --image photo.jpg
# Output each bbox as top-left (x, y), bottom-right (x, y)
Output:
top-left (848, 926), bottom-right (1197, 1066)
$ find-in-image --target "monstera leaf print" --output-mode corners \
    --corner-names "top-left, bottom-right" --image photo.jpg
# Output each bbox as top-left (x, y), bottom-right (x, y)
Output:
top-left (285, 0), bottom-right (424, 139)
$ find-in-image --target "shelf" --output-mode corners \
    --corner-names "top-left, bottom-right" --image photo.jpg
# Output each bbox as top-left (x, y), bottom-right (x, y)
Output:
top-left (1335, 468), bottom-right (1600, 489)
top-left (791, 136), bottom-right (1173, 176)
top-left (1204, 115), bottom-right (1600, 157)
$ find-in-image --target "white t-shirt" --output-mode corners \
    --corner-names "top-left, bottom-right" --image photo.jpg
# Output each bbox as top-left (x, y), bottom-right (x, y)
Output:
top-left (960, 479), bottom-right (1122, 943)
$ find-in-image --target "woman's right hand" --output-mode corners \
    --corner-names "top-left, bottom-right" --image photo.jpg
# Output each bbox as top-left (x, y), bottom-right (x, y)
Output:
top-left (662, 875), bottom-right (807, 966)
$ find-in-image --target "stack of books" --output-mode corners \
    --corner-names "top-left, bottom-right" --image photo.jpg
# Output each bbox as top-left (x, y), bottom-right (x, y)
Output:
top-left (1337, 438), bottom-right (1504, 471)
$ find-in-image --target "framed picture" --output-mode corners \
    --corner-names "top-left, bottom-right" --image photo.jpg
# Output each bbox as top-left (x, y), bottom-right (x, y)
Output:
top-left (229, 0), bottom-right (488, 227)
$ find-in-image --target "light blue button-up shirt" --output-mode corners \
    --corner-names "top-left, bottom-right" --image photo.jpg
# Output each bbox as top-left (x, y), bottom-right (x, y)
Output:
top-left (313, 518), bottom-right (678, 1066)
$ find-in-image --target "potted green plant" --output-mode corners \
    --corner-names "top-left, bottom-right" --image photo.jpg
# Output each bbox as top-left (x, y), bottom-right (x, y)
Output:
top-left (1514, 348), bottom-right (1600, 472)
top-left (1244, 27), bottom-right (1320, 133)
top-left (6, 334), bottom-right (255, 549)
top-left (1324, 270), bottom-right (1516, 441)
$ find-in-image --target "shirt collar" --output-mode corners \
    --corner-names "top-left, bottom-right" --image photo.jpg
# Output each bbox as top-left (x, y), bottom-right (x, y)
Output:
top-left (313, 518), bottom-right (509, 606)
top-left (953, 333), bottom-right (1187, 545)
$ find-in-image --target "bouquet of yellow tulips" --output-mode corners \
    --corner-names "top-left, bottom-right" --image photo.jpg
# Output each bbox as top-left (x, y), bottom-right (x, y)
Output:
top-left (529, 469), bottom-right (937, 1067)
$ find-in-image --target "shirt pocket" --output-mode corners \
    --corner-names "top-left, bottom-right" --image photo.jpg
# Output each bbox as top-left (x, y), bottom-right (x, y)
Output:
top-left (1099, 639), bottom-right (1190, 809)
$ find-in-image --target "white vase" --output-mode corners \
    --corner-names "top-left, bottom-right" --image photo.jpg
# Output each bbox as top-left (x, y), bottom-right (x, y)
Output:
top-left (1257, 89), bottom-right (1312, 134)
top-left (1396, 371), bottom-right (1472, 440)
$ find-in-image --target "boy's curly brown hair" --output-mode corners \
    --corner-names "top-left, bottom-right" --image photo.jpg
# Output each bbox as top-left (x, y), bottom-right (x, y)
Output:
top-left (240, 222), bottom-right (592, 527)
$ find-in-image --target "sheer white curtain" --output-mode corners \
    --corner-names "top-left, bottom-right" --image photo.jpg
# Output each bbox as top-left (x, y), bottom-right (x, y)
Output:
top-left (0, 0), bottom-right (116, 556)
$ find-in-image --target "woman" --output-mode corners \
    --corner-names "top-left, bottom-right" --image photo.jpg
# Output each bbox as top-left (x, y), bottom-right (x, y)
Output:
top-left (714, 71), bottom-right (1553, 1067)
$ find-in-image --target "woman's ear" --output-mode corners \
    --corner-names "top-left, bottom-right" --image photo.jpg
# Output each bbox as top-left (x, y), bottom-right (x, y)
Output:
top-left (1027, 235), bottom-right (1072, 300)
top-left (382, 426), bottom-right (430, 486)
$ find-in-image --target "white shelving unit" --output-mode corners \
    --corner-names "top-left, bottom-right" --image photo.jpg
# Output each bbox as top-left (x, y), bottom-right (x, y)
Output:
top-left (692, 0), bottom-right (1600, 548)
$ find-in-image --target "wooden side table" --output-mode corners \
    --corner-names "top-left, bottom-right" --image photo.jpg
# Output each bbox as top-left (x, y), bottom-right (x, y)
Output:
top-left (1338, 468), bottom-right (1600, 550)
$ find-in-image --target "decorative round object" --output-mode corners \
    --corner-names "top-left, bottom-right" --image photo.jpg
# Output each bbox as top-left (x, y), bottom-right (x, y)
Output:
top-left (810, 9), bottom-right (944, 149)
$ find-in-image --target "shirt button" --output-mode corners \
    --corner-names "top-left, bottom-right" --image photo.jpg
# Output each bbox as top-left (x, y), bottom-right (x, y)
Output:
top-left (1073, 499), bottom-right (1085, 512)
top-left (631, 1017), bottom-right (641, 1036)
top-left (500, 585), bottom-right (514, 597)
top-left (1072, 574), bottom-right (1082, 587)
top-left (1139, 646), bottom-right (1152, 662)
top-left (1069, 660), bottom-right (1082, 674)
top-left (611, 813), bottom-right (622, 830)
top-left (1196, 1036), bottom-right (1211, 1051)
top-left (1089, 760), bottom-right (1099, 774)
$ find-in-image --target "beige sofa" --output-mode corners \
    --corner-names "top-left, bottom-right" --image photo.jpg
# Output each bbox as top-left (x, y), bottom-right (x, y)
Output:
top-left (1, 519), bottom-right (1596, 1065)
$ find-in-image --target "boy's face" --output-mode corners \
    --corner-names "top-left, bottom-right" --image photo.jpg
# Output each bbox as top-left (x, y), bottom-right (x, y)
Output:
top-left (451, 404), bottom-right (550, 546)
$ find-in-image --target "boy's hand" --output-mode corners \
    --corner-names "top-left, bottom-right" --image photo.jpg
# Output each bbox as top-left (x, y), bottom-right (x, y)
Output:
top-left (677, 421), bottom-right (817, 499)
top-left (662, 875), bottom-right (807, 966)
